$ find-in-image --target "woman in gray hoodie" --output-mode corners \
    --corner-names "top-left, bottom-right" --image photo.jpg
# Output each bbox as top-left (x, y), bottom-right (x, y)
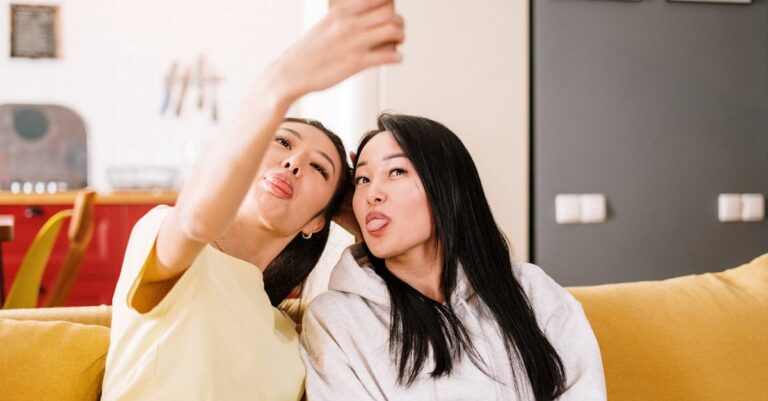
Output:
top-left (301, 113), bottom-right (606, 401)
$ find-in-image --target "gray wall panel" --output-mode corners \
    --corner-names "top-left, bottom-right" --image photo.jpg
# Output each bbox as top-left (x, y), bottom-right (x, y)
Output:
top-left (533, 0), bottom-right (768, 285)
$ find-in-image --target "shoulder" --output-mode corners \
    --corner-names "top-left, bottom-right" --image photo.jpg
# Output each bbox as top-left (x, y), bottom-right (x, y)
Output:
top-left (512, 263), bottom-right (583, 320)
top-left (120, 205), bottom-right (174, 278)
top-left (112, 205), bottom-right (175, 311)
top-left (128, 205), bottom-right (173, 239)
top-left (513, 262), bottom-right (559, 291)
top-left (304, 290), bottom-right (370, 324)
top-left (302, 289), bottom-right (382, 341)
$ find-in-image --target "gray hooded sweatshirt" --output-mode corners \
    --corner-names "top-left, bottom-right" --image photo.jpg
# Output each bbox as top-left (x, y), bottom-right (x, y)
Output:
top-left (300, 244), bottom-right (607, 401)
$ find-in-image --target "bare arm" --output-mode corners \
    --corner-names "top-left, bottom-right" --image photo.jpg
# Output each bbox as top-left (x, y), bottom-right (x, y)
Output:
top-left (149, 79), bottom-right (290, 282)
top-left (143, 0), bottom-right (404, 282)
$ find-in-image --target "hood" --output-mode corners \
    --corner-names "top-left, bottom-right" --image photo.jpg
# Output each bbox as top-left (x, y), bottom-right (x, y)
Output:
top-left (327, 243), bottom-right (477, 307)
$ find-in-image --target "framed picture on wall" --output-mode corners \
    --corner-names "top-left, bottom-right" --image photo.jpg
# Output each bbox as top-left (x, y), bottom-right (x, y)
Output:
top-left (10, 4), bottom-right (60, 58)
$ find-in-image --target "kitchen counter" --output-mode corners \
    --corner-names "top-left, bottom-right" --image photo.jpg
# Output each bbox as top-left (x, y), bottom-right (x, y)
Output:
top-left (0, 191), bottom-right (178, 205)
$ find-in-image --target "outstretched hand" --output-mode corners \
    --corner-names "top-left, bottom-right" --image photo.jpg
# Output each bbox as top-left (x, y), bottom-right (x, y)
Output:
top-left (269, 0), bottom-right (404, 102)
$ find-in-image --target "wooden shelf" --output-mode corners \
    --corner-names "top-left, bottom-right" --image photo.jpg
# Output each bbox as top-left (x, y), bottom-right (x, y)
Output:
top-left (0, 191), bottom-right (178, 205)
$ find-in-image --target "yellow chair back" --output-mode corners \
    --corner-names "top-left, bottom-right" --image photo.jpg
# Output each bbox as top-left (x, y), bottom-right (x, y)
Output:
top-left (2, 210), bottom-right (73, 309)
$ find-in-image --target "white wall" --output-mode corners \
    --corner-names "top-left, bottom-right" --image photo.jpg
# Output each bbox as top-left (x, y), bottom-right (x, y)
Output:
top-left (0, 0), bottom-right (302, 190)
top-left (300, 1), bottom-right (531, 298)
top-left (380, 0), bottom-right (531, 260)
top-left (1, 0), bottom-right (530, 272)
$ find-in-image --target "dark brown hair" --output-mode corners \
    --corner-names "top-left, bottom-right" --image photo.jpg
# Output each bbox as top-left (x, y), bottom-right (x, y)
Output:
top-left (262, 117), bottom-right (352, 305)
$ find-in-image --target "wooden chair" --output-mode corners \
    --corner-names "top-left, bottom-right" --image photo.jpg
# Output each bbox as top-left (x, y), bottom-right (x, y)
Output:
top-left (45, 190), bottom-right (96, 307)
top-left (2, 190), bottom-right (96, 309)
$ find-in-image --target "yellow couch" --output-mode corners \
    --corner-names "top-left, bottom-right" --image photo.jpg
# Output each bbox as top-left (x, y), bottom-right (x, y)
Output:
top-left (1, 253), bottom-right (766, 401)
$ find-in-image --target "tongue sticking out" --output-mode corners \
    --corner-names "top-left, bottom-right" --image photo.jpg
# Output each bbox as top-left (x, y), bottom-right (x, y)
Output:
top-left (366, 218), bottom-right (388, 232)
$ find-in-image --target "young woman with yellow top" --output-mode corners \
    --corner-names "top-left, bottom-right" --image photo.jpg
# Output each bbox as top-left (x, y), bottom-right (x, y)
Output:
top-left (101, 1), bottom-right (404, 399)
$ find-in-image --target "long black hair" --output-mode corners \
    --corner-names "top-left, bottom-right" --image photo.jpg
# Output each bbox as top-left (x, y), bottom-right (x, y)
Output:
top-left (262, 117), bottom-right (351, 305)
top-left (354, 113), bottom-right (567, 401)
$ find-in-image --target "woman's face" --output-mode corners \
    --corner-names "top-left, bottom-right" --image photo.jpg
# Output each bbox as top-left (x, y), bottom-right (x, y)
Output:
top-left (353, 132), bottom-right (434, 259)
top-left (244, 121), bottom-right (342, 237)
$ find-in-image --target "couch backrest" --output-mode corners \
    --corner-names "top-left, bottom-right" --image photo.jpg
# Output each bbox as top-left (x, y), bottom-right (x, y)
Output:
top-left (0, 304), bottom-right (111, 327)
top-left (0, 299), bottom-right (307, 328)
top-left (0, 306), bottom-right (110, 401)
top-left (568, 252), bottom-right (768, 401)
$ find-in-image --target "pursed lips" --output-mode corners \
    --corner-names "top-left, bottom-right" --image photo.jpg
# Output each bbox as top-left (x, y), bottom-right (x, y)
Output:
top-left (262, 173), bottom-right (294, 199)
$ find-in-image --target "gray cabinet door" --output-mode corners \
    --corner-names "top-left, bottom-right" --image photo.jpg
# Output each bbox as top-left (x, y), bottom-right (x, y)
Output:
top-left (532, 0), bottom-right (768, 285)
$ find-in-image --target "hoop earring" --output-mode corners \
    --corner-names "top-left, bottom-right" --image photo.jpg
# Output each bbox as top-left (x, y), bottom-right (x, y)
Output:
top-left (302, 232), bottom-right (312, 240)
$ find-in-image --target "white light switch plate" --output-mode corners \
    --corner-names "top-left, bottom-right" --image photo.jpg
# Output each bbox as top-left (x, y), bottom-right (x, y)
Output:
top-left (580, 194), bottom-right (607, 223)
top-left (718, 194), bottom-right (742, 222)
top-left (741, 194), bottom-right (765, 222)
top-left (555, 194), bottom-right (581, 224)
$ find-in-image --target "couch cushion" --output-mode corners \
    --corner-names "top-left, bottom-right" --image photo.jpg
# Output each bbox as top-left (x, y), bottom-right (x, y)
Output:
top-left (567, 252), bottom-right (768, 401)
top-left (0, 318), bottom-right (109, 401)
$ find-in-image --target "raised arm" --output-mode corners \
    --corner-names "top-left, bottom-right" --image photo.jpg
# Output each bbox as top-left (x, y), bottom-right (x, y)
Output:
top-left (146, 0), bottom-right (404, 282)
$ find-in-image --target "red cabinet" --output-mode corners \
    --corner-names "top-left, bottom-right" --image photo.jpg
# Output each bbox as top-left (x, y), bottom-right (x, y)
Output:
top-left (0, 192), bottom-right (176, 306)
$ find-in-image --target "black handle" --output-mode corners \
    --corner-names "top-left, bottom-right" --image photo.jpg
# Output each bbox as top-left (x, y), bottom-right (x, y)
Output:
top-left (24, 206), bottom-right (44, 218)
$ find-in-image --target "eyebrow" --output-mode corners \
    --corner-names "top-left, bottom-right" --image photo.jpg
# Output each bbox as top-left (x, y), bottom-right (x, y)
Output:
top-left (278, 127), bottom-right (302, 139)
top-left (278, 127), bottom-right (336, 174)
top-left (356, 153), bottom-right (406, 168)
top-left (318, 151), bottom-right (336, 174)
